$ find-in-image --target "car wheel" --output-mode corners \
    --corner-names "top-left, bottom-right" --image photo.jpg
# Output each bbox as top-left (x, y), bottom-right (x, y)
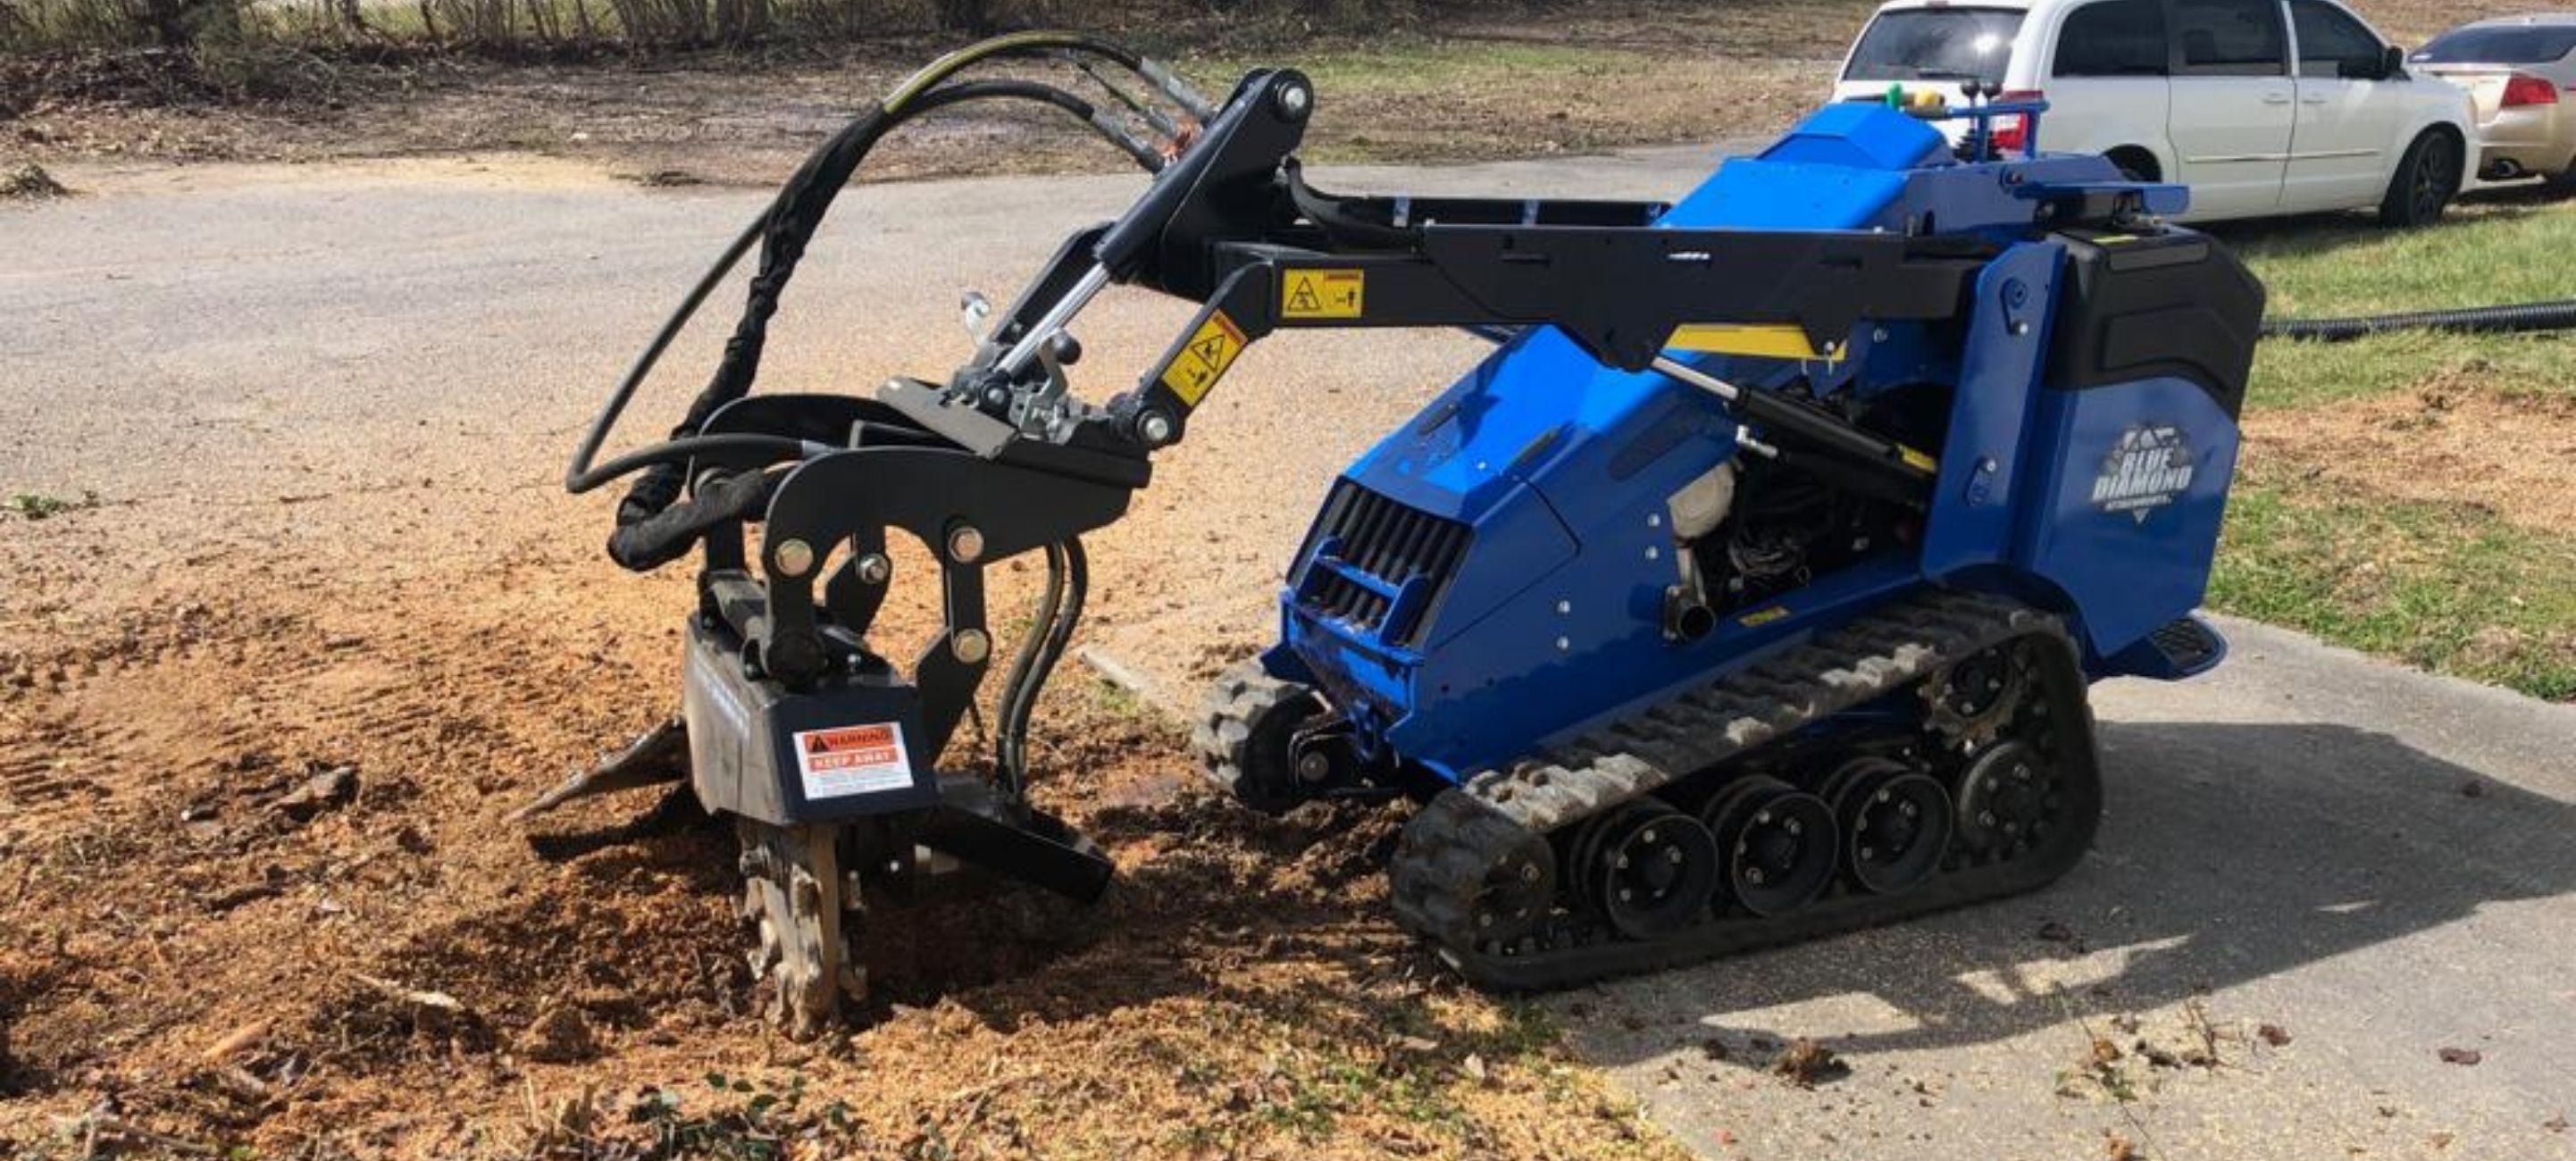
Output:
top-left (2104, 148), bottom-right (2159, 183)
top-left (2379, 129), bottom-right (2463, 228)
top-left (2546, 155), bottom-right (2576, 198)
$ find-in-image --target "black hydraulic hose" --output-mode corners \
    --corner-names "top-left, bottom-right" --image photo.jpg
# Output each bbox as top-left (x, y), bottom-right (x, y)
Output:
top-left (996, 538), bottom-right (1087, 796)
top-left (1066, 53), bottom-right (1183, 140)
top-left (1283, 159), bottom-right (1417, 250)
top-left (565, 32), bottom-right (1189, 505)
top-left (570, 54), bottom-right (1182, 570)
top-left (2262, 299), bottom-right (2576, 343)
top-left (573, 79), bottom-right (1131, 505)
top-left (578, 433), bottom-right (814, 488)
top-left (996, 541), bottom-right (1068, 791)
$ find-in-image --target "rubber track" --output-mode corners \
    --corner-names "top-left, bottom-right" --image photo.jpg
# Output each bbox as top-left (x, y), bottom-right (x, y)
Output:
top-left (1389, 589), bottom-right (2102, 990)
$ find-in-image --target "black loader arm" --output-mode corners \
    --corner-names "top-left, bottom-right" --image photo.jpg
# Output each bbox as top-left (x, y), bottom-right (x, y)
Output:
top-left (909, 68), bottom-right (1990, 507)
top-left (1015, 69), bottom-right (1991, 497)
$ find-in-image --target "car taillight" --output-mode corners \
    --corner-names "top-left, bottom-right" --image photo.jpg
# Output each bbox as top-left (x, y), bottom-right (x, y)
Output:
top-left (1992, 89), bottom-right (2044, 151)
top-left (2502, 72), bottom-right (2560, 108)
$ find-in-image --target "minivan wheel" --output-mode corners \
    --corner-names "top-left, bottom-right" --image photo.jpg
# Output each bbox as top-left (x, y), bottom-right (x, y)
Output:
top-left (2104, 147), bottom-right (2159, 183)
top-left (2380, 129), bottom-right (2463, 228)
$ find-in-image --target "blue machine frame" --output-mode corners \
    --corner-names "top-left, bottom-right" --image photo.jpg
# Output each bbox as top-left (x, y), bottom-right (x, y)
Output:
top-left (1266, 104), bottom-right (2239, 784)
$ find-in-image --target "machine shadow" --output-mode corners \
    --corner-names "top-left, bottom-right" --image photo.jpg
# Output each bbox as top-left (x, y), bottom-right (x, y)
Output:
top-left (1554, 719), bottom-right (2576, 1066)
top-left (855, 792), bottom-right (1428, 1029)
top-left (520, 719), bottom-right (2576, 1052)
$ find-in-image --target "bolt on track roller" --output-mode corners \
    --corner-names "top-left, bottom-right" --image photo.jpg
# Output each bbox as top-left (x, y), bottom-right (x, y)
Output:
top-left (535, 35), bottom-right (2268, 1021)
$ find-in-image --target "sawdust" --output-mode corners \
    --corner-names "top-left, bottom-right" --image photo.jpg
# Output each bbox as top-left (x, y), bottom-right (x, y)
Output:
top-left (2242, 370), bottom-right (2576, 539)
top-left (0, 503), bottom-right (1677, 1158)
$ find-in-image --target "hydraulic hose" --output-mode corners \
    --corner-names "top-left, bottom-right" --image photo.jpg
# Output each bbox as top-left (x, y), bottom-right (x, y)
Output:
top-left (565, 32), bottom-right (1192, 509)
top-left (2262, 299), bottom-right (2576, 343)
top-left (565, 38), bottom-right (1187, 571)
top-left (996, 538), bottom-right (1087, 795)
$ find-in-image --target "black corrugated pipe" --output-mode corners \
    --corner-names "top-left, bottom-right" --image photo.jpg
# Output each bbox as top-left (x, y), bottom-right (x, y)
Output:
top-left (2262, 299), bottom-right (2576, 343)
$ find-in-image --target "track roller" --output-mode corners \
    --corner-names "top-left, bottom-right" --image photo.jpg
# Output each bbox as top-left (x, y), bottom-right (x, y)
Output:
top-left (1568, 800), bottom-right (1719, 940)
top-left (1956, 739), bottom-right (2049, 856)
top-left (1824, 756), bottom-right (1953, 894)
top-left (1699, 775), bottom-right (1836, 917)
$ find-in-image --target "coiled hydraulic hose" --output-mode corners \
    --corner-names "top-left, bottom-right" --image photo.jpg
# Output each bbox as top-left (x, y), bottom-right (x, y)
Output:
top-left (558, 34), bottom-right (1180, 781)
top-left (564, 32), bottom-right (1201, 572)
top-left (2262, 299), bottom-right (2576, 343)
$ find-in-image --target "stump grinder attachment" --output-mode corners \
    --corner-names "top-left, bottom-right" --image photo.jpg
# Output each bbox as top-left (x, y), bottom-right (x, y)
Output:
top-left (532, 34), bottom-right (2262, 1033)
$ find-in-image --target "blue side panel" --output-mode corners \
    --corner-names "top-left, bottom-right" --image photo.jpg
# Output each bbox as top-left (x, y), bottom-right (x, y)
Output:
top-left (2012, 380), bottom-right (2241, 663)
top-left (1920, 244), bottom-right (2060, 577)
top-left (1660, 104), bottom-right (1945, 230)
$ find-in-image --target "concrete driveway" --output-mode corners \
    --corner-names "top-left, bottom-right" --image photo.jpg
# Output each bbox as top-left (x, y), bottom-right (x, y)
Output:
top-left (1570, 620), bottom-right (2576, 1160)
top-left (8, 144), bottom-right (2574, 1161)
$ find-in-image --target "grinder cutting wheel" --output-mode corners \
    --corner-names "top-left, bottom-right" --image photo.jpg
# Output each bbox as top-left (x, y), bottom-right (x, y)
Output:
top-left (533, 32), bottom-right (2265, 1033)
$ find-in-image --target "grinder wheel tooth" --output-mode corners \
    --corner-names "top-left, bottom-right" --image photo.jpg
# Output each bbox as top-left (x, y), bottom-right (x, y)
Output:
top-left (735, 818), bottom-right (860, 1040)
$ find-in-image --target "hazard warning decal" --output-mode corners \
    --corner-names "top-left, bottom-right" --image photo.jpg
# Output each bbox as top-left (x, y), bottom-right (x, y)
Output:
top-left (791, 722), bottom-right (915, 799)
top-left (1281, 269), bottom-right (1365, 320)
top-left (1159, 310), bottom-right (1248, 406)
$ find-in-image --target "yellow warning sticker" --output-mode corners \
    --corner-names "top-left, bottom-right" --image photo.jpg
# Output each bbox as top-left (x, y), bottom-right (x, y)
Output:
top-left (1738, 606), bottom-right (1790, 629)
top-left (1282, 269), bottom-right (1366, 320)
top-left (1159, 310), bottom-right (1248, 407)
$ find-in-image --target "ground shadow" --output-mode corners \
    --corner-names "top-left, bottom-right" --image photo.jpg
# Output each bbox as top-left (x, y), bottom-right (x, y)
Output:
top-left (510, 718), bottom-right (2576, 1058)
top-left (1552, 720), bottom-right (2576, 1065)
top-left (521, 766), bottom-right (1426, 1035)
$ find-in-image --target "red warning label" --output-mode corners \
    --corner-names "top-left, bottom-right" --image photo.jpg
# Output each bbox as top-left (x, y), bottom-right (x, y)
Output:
top-left (792, 722), bottom-right (914, 798)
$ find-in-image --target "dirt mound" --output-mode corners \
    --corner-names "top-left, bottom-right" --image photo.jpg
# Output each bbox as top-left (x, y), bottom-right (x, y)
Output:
top-left (2244, 370), bottom-right (2576, 539)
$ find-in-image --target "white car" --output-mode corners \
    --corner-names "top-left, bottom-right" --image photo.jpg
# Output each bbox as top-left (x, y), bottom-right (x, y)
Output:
top-left (1833, 0), bottom-right (2479, 225)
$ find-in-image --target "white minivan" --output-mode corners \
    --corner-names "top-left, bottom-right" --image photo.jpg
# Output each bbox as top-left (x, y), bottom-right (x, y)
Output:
top-left (1834, 0), bottom-right (2478, 225)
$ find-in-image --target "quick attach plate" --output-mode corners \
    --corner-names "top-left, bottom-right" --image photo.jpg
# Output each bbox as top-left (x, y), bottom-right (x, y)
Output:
top-left (876, 377), bottom-right (1152, 490)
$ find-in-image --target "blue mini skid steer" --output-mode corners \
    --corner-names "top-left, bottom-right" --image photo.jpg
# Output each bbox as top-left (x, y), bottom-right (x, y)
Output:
top-left (541, 34), bottom-right (2262, 1034)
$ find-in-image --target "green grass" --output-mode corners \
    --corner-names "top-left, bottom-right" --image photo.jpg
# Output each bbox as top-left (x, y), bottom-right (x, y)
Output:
top-left (2212, 480), bottom-right (2576, 701)
top-left (2246, 330), bottom-right (2576, 409)
top-left (2227, 199), bottom-right (2576, 410)
top-left (2203, 196), bottom-right (2576, 701)
top-left (5, 489), bottom-right (100, 522)
top-left (2221, 197), bottom-right (2576, 319)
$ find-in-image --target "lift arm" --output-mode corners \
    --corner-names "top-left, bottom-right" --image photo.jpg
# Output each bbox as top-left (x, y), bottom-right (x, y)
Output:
top-left (943, 68), bottom-right (1986, 499)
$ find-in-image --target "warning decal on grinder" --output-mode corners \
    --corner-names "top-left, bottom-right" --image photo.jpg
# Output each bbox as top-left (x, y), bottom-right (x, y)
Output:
top-left (792, 722), bottom-right (914, 799)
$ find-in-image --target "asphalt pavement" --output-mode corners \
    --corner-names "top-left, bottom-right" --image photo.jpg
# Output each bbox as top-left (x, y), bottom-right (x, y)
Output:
top-left (9, 146), bottom-right (2576, 1161)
